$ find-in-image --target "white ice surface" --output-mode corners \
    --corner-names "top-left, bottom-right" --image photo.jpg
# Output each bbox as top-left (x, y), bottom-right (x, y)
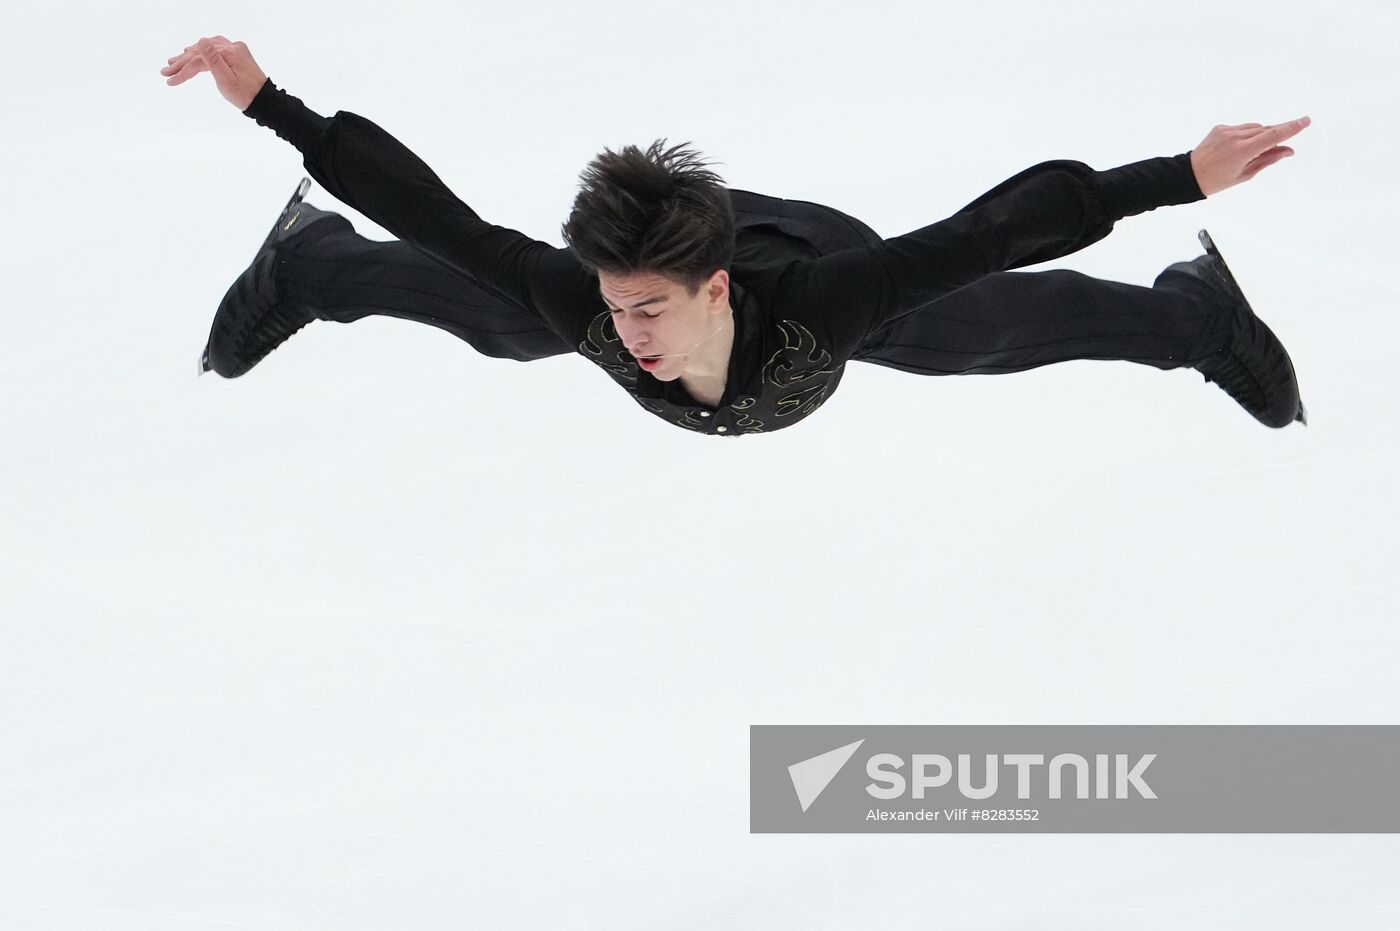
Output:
top-left (3, 0), bottom-right (1399, 927)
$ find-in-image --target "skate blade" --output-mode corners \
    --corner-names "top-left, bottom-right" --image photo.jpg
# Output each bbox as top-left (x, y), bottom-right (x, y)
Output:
top-left (1196, 228), bottom-right (1254, 314)
top-left (279, 177), bottom-right (312, 233)
top-left (257, 177), bottom-right (314, 257)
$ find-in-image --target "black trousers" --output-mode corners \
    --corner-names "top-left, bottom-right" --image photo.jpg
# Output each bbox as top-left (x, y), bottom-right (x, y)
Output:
top-left (272, 190), bottom-right (1227, 375)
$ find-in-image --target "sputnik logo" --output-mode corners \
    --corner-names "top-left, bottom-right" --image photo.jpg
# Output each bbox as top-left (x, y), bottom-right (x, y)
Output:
top-left (788, 739), bottom-right (865, 812)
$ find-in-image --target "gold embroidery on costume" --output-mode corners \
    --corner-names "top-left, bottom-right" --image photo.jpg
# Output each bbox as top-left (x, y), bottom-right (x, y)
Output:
top-left (775, 383), bottom-right (829, 418)
top-left (764, 320), bottom-right (836, 418)
top-left (733, 413), bottom-right (765, 433)
top-left (763, 320), bottom-right (835, 387)
top-left (676, 411), bottom-right (709, 432)
top-left (729, 396), bottom-right (764, 433)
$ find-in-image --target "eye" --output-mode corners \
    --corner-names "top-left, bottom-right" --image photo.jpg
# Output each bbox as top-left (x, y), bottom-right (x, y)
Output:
top-left (607, 307), bottom-right (663, 319)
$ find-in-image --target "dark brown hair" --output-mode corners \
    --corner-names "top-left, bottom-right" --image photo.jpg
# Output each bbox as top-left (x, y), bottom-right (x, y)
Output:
top-left (561, 138), bottom-right (735, 296)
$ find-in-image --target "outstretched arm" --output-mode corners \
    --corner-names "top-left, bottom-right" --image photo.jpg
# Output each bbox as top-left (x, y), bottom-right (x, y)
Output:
top-left (161, 37), bottom-right (592, 326)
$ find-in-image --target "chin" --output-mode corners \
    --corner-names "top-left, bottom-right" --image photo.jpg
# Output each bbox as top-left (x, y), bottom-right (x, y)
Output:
top-left (645, 356), bottom-right (684, 380)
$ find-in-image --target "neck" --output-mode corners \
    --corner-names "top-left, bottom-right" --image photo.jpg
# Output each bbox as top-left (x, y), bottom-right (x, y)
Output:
top-left (679, 311), bottom-right (735, 404)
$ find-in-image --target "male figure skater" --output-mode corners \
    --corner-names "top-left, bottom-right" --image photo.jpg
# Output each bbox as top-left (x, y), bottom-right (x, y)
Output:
top-left (162, 36), bottom-right (1311, 437)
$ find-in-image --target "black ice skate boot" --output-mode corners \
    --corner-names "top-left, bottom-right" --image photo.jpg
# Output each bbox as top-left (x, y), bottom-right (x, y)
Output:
top-left (198, 177), bottom-right (350, 378)
top-left (1154, 230), bottom-right (1307, 428)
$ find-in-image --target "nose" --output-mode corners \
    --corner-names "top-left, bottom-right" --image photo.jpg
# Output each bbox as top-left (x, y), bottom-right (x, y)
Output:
top-left (615, 318), bottom-right (649, 355)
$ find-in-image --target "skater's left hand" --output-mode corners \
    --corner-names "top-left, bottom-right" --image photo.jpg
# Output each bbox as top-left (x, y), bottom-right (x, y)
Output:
top-left (160, 36), bottom-right (268, 112)
top-left (1189, 117), bottom-right (1311, 196)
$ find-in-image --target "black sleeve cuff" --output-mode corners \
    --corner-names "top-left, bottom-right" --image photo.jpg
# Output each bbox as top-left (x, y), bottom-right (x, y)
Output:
top-left (241, 77), bottom-right (329, 154)
top-left (1094, 151), bottom-right (1206, 220)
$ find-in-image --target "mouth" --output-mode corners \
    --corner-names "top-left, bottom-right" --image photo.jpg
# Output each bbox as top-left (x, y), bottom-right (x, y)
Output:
top-left (637, 355), bottom-right (663, 371)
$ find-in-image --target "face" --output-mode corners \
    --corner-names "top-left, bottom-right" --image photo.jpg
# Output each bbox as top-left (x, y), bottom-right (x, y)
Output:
top-left (597, 268), bottom-right (731, 381)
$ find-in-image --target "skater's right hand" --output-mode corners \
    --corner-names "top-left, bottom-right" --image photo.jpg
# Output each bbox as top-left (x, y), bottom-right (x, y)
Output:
top-left (160, 37), bottom-right (268, 112)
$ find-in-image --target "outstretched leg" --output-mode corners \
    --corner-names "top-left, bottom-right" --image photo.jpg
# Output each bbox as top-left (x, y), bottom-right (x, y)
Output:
top-left (851, 268), bottom-right (1232, 375)
top-left (273, 214), bottom-right (573, 362)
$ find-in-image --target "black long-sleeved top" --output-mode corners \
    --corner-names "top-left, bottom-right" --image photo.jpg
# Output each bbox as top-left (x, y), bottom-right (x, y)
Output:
top-left (242, 78), bottom-right (1205, 436)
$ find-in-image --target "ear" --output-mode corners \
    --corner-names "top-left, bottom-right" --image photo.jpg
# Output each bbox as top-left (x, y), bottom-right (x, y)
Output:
top-left (707, 267), bottom-right (730, 308)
